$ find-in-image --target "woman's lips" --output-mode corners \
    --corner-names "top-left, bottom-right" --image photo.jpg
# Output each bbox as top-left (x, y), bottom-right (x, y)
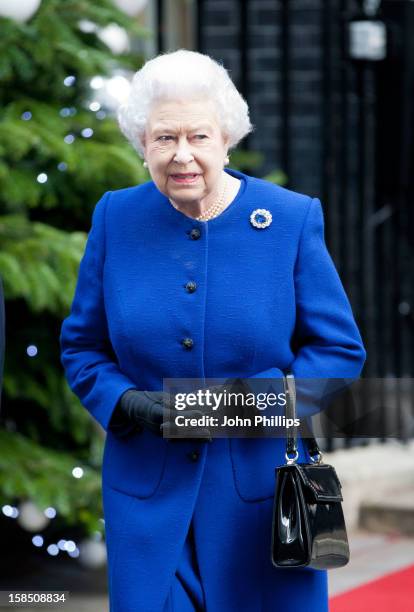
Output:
top-left (170, 174), bottom-right (199, 184)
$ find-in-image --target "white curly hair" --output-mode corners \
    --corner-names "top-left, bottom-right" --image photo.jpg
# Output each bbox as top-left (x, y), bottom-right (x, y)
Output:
top-left (117, 49), bottom-right (253, 158)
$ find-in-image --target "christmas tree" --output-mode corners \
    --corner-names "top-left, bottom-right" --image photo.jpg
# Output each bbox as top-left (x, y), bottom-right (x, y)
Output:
top-left (0, 0), bottom-right (148, 567)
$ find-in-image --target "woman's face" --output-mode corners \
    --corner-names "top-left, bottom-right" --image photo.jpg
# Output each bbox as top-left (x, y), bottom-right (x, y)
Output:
top-left (142, 98), bottom-right (229, 208)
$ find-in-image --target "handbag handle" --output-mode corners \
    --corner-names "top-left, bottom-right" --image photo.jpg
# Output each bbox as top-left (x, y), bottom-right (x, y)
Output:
top-left (283, 373), bottom-right (323, 464)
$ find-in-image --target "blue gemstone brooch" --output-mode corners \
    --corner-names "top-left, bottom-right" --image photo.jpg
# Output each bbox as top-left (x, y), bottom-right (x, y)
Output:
top-left (250, 208), bottom-right (272, 229)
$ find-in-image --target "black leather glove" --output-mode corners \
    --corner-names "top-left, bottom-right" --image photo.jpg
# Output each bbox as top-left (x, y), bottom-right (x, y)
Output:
top-left (111, 389), bottom-right (212, 441)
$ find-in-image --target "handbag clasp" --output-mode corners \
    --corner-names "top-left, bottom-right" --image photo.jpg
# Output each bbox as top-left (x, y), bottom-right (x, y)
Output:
top-left (285, 449), bottom-right (299, 464)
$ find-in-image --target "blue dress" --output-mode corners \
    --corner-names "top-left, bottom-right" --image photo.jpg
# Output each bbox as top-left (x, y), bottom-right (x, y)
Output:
top-left (60, 169), bottom-right (366, 611)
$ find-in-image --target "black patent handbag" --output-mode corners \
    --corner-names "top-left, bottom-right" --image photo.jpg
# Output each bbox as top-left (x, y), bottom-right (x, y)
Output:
top-left (271, 374), bottom-right (350, 570)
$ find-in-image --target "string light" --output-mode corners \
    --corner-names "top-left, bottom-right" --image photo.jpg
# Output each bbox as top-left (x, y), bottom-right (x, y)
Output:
top-left (81, 128), bottom-right (93, 138)
top-left (64, 540), bottom-right (76, 553)
top-left (44, 507), bottom-right (57, 519)
top-left (36, 173), bottom-right (48, 184)
top-left (63, 76), bottom-right (76, 87)
top-left (26, 345), bottom-right (38, 357)
top-left (64, 134), bottom-right (75, 144)
top-left (72, 467), bottom-right (84, 479)
top-left (89, 101), bottom-right (101, 112)
top-left (32, 535), bottom-right (44, 547)
top-left (21, 111), bottom-right (32, 121)
top-left (57, 162), bottom-right (68, 172)
top-left (47, 544), bottom-right (59, 556)
top-left (2, 505), bottom-right (18, 518)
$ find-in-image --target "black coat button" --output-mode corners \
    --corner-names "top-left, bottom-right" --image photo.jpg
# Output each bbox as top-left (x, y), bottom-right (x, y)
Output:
top-left (182, 337), bottom-right (194, 349)
top-left (185, 281), bottom-right (197, 293)
top-left (189, 228), bottom-right (201, 240)
top-left (188, 450), bottom-right (200, 462)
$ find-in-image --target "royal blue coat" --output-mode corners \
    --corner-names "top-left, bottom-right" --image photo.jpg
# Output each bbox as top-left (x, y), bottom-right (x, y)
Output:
top-left (60, 168), bottom-right (366, 611)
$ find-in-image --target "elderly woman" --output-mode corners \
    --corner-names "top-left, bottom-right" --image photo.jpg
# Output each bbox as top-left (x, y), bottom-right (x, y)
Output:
top-left (60, 50), bottom-right (365, 612)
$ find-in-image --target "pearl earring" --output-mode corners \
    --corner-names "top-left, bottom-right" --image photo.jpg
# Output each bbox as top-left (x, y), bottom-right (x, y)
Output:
top-left (143, 161), bottom-right (148, 168)
top-left (224, 156), bottom-right (230, 165)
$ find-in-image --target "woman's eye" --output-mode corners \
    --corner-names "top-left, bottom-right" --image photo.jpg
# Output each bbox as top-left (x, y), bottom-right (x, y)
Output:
top-left (158, 135), bottom-right (174, 142)
top-left (194, 134), bottom-right (208, 140)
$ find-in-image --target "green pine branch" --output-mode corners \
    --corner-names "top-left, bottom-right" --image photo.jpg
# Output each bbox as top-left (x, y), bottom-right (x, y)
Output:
top-left (0, 429), bottom-right (102, 532)
top-left (0, 215), bottom-right (85, 313)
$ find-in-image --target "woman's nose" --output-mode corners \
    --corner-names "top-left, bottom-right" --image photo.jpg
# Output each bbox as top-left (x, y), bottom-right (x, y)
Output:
top-left (173, 139), bottom-right (194, 164)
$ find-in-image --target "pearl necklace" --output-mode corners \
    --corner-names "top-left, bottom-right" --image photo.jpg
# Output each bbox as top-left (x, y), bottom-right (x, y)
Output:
top-left (196, 174), bottom-right (229, 221)
top-left (169, 174), bottom-right (229, 222)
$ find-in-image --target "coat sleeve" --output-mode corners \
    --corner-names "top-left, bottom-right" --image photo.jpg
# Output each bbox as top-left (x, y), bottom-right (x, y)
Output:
top-left (289, 197), bottom-right (366, 417)
top-left (245, 197), bottom-right (366, 419)
top-left (60, 192), bottom-right (137, 432)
